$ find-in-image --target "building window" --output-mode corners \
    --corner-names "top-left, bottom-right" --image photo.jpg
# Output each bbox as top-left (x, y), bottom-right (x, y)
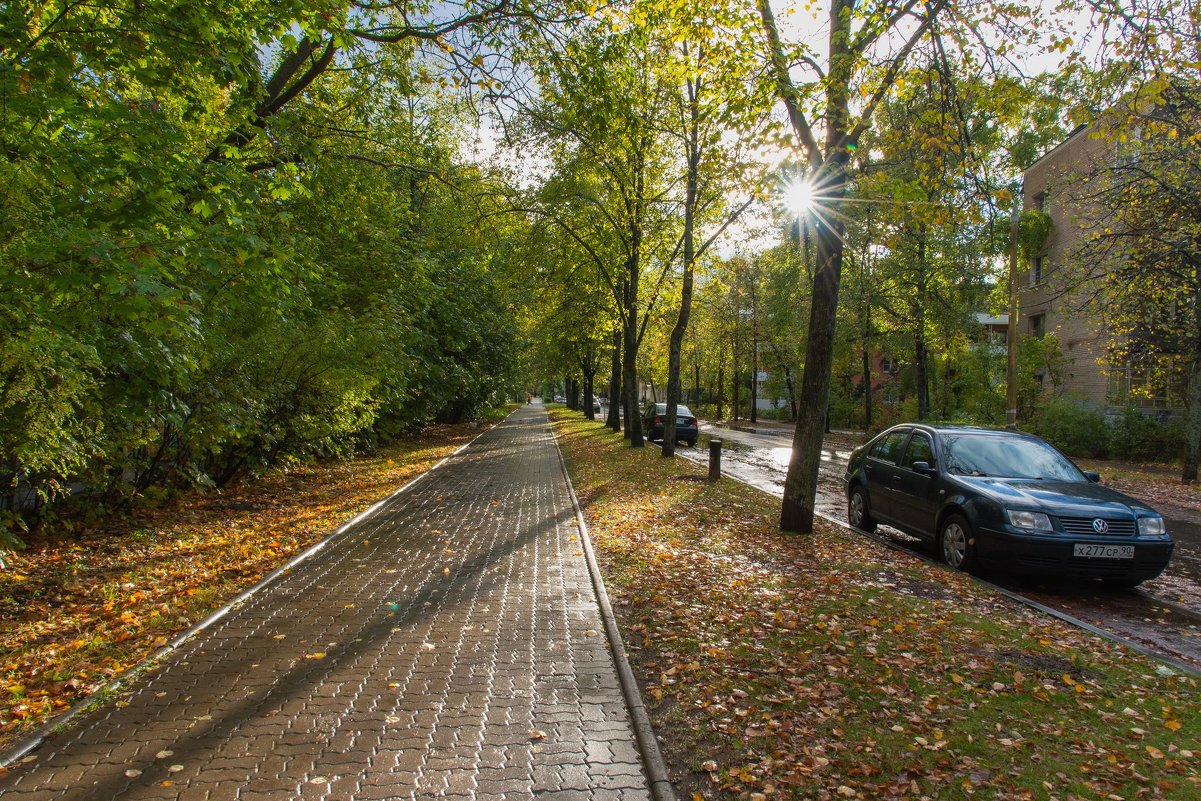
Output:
top-left (1030, 314), bottom-right (1046, 339)
top-left (1115, 125), bottom-right (1144, 168)
top-left (1031, 256), bottom-right (1044, 285)
top-left (1033, 191), bottom-right (1048, 212)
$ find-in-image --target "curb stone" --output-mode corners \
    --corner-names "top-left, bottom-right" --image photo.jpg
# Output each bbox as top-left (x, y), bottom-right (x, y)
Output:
top-left (549, 413), bottom-right (678, 801)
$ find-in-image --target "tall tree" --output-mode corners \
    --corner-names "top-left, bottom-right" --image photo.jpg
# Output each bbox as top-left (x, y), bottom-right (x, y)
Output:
top-left (756, 0), bottom-right (1045, 531)
top-left (655, 3), bottom-right (762, 456)
top-left (1077, 83), bottom-right (1201, 482)
top-left (515, 22), bottom-right (678, 447)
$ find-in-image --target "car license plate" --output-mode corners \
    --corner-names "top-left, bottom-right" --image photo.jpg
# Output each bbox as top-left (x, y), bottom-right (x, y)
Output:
top-left (1073, 543), bottom-right (1134, 559)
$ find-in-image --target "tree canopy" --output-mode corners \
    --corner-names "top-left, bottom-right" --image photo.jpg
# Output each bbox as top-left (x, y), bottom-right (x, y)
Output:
top-left (2, 0), bottom-right (1189, 552)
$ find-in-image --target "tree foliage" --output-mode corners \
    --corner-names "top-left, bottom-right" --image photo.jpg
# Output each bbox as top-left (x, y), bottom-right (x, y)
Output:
top-left (0, 0), bottom-right (534, 548)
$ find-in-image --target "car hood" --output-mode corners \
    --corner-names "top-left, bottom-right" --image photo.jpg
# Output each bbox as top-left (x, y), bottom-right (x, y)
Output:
top-left (952, 476), bottom-right (1158, 517)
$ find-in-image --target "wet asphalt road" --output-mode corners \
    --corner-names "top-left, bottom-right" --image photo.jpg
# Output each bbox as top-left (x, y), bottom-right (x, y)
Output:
top-left (677, 423), bottom-right (1201, 671)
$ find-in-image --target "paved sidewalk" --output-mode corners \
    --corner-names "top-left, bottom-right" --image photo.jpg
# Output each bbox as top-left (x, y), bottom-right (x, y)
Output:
top-left (0, 405), bottom-right (652, 800)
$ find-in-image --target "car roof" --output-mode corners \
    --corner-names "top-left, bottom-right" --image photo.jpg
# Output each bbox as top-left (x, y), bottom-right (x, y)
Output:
top-left (880, 423), bottom-right (1041, 438)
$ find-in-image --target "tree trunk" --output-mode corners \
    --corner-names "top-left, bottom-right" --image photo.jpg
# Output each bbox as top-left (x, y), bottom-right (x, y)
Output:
top-left (624, 312), bottom-right (642, 445)
top-left (663, 64), bottom-right (703, 458)
top-left (862, 343), bottom-right (873, 431)
top-left (716, 362), bottom-right (724, 421)
top-left (608, 328), bottom-right (622, 431)
top-left (750, 332), bottom-right (759, 424)
top-left (783, 364), bottom-right (796, 421)
top-left (915, 332), bottom-right (929, 420)
top-left (914, 239), bottom-right (929, 420)
top-left (1186, 356), bottom-right (1201, 483)
top-left (780, 157), bottom-right (849, 534)
top-left (732, 339), bottom-right (740, 421)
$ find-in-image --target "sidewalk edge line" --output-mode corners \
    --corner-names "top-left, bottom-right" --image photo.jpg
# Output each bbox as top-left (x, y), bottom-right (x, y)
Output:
top-left (548, 413), bottom-right (677, 801)
top-left (0, 414), bottom-right (510, 769)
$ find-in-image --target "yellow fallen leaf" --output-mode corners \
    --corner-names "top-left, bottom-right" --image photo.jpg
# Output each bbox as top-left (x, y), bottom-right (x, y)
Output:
top-left (529, 729), bottom-right (547, 740)
top-left (305, 652), bottom-right (326, 660)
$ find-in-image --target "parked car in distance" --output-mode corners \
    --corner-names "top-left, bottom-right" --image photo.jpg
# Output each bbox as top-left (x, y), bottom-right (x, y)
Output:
top-left (844, 424), bottom-right (1173, 586)
top-left (553, 395), bottom-right (566, 403)
top-left (642, 403), bottom-right (699, 447)
top-left (593, 398), bottom-right (603, 415)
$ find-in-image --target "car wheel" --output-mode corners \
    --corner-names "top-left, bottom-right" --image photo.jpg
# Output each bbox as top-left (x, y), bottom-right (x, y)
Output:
top-left (686, 438), bottom-right (697, 448)
top-left (939, 514), bottom-right (977, 571)
top-left (847, 485), bottom-right (877, 533)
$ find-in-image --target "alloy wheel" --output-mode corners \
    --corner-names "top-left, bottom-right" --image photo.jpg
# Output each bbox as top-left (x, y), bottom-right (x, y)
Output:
top-left (849, 491), bottom-right (866, 528)
top-left (942, 522), bottom-right (967, 568)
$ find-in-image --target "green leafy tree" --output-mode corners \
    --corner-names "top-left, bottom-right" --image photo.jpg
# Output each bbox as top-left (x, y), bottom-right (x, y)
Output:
top-left (756, 0), bottom-right (1045, 531)
top-left (1078, 83), bottom-right (1201, 481)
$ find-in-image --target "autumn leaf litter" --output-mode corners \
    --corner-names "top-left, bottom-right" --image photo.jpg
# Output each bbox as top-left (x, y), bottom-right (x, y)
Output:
top-left (0, 422), bottom-right (487, 751)
top-left (552, 411), bottom-right (1200, 801)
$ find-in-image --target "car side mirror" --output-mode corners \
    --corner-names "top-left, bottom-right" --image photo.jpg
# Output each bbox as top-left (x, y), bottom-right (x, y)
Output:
top-left (1084, 471), bottom-right (1101, 483)
top-left (912, 461), bottom-right (937, 475)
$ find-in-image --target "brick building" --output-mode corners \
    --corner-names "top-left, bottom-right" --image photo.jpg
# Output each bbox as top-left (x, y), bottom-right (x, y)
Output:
top-left (1019, 123), bottom-right (1114, 407)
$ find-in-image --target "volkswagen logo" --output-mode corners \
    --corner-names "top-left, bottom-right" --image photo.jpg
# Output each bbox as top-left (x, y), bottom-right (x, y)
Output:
top-left (1092, 518), bottom-right (1109, 533)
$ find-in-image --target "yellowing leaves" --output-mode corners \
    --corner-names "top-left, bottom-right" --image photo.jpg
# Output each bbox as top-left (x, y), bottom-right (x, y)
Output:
top-left (0, 423), bottom-right (476, 748)
top-left (550, 410), bottom-right (1201, 801)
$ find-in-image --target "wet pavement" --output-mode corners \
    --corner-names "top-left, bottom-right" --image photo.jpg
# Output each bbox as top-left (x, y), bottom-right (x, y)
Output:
top-left (681, 423), bottom-right (1201, 671)
top-left (0, 405), bottom-right (653, 800)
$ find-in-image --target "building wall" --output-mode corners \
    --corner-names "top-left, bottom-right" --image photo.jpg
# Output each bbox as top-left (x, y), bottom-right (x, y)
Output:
top-left (1020, 126), bottom-right (1114, 407)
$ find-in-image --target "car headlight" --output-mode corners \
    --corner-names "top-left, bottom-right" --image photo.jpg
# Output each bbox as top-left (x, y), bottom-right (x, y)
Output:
top-left (1006, 509), bottom-right (1053, 532)
top-left (1137, 516), bottom-right (1167, 537)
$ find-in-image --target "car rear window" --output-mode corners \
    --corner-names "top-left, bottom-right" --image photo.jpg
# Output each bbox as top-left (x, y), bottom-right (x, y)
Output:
top-left (652, 404), bottom-right (694, 417)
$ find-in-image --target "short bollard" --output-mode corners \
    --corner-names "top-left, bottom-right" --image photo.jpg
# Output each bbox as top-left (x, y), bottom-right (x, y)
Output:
top-left (708, 439), bottom-right (722, 481)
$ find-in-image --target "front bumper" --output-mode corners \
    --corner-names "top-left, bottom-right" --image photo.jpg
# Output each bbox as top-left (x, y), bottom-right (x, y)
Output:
top-left (975, 526), bottom-right (1174, 582)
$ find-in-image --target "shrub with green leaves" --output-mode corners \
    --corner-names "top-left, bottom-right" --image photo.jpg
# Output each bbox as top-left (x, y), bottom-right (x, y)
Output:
top-left (1108, 407), bottom-right (1185, 463)
top-left (1035, 399), bottom-right (1111, 458)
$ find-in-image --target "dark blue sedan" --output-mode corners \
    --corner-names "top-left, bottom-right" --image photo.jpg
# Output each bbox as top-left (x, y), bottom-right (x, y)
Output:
top-left (844, 424), bottom-right (1174, 586)
top-left (642, 403), bottom-right (699, 447)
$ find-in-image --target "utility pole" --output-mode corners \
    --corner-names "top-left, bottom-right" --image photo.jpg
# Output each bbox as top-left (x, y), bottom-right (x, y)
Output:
top-left (1006, 185), bottom-right (1021, 430)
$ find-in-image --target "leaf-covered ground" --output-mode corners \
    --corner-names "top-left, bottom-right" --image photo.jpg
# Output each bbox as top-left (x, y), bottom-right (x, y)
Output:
top-left (553, 411), bottom-right (1201, 801)
top-left (1075, 459), bottom-right (1201, 516)
top-left (0, 413), bottom-right (511, 752)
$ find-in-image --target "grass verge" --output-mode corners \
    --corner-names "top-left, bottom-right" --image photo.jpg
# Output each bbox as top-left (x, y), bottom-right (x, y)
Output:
top-left (551, 409), bottom-right (1200, 801)
top-left (0, 406), bottom-right (516, 752)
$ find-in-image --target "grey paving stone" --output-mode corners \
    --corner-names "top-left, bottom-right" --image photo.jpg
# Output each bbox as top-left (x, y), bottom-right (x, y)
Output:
top-left (0, 407), bottom-right (653, 800)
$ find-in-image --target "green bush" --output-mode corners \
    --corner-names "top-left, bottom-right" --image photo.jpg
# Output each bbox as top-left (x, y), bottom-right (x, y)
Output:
top-left (1035, 399), bottom-right (1110, 458)
top-left (1108, 407), bottom-right (1185, 463)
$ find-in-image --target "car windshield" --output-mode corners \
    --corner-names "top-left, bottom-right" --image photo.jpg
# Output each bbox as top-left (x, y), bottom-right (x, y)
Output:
top-left (942, 434), bottom-right (1084, 481)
